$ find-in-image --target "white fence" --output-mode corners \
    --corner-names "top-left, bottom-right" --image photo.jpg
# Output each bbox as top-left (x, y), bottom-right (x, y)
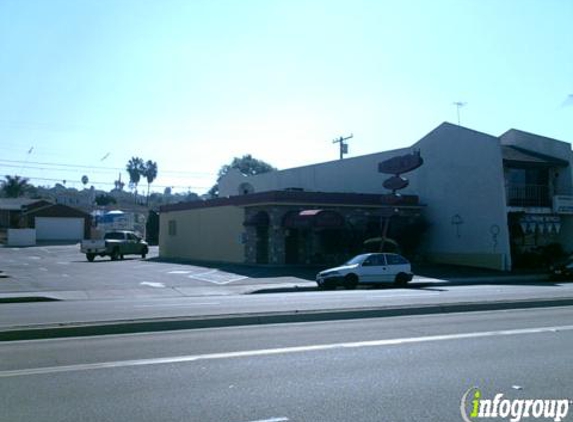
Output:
top-left (7, 229), bottom-right (36, 246)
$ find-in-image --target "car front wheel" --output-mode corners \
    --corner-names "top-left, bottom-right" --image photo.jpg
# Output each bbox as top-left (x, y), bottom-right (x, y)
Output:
top-left (343, 274), bottom-right (358, 290)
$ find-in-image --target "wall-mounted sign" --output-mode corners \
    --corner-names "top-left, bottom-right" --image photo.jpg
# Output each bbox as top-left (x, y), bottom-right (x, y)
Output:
top-left (553, 195), bottom-right (573, 214)
top-left (519, 214), bottom-right (561, 234)
top-left (378, 151), bottom-right (424, 175)
top-left (382, 175), bottom-right (409, 191)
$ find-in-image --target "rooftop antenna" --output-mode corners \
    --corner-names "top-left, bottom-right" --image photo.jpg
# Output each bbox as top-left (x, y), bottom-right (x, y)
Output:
top-left (333, 134), bottom-right (353, 160)
top-left (452, 101), bottom-right (467, 125)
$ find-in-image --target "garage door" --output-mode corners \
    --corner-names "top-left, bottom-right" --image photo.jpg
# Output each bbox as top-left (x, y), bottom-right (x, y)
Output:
top-left (35, 217), bottom-right (84, 241)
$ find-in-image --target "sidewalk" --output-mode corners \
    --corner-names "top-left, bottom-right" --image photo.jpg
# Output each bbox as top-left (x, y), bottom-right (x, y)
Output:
top-left (0, 269), bottom-right (550, 303)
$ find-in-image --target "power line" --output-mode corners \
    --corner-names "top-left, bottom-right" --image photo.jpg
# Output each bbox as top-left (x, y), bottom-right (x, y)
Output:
top-left (20, 175), bottom-right (210, 190)
top-left (0, 159), bottom-right (216, 177)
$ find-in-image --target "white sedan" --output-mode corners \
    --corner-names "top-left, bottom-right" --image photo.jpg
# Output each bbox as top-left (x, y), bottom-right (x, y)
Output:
top-left (316, 253), bottom-right (414, 290)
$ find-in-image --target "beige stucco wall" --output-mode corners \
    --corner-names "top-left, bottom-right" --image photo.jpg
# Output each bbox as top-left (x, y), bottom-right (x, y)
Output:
top-left (409, 123), bottom-right (512, 270)
top-left (159, 206), bottom-right (244, 263)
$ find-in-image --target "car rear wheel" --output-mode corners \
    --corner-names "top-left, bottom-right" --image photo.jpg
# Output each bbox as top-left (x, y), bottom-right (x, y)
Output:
top-left (394, 272), bottom-right (410, 287)
top-left (110, 249), bottom-right (120, 261)
top-left (86, 253), bottom-right (95, 262)
top-left (343, 274), bottom-right (358, 290)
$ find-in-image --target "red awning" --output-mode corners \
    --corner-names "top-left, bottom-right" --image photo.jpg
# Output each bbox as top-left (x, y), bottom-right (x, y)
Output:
top-left (282, 209), bottom-right (344, 229)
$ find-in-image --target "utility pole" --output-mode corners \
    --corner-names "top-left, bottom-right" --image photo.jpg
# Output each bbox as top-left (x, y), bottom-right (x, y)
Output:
top-left (453, 101), bottom-right (466, 126)
top-left (333, 134), bottom-right (353, 160)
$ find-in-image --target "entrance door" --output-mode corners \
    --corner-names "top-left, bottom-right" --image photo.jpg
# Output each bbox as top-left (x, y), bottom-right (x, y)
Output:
top-left (285, 229), bottom-right (299, 264)
top-left (256, 226), bottom-right (269, 264)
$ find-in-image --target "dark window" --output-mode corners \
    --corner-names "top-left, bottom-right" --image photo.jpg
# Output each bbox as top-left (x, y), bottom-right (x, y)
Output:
top-left (363, 254), bottom-right (386, 266)
top-left (386, 254), bottom-right (408, 265)
top-left (104, 232), bottom-right (124, 240)
top-left (168, 220), bottom-right (177, 236)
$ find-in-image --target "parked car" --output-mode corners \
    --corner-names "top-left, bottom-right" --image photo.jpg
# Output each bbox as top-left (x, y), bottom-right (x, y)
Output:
top-left (549, 255), bottom-right (573, 280)
top-left (80, 230), bottom-right (149, 262)
top-left (316, 253), bottom-right (414, 290)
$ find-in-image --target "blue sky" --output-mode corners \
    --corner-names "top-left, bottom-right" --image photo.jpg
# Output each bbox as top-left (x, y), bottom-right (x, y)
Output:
top-left (1, 0), bottom-right (572, 194)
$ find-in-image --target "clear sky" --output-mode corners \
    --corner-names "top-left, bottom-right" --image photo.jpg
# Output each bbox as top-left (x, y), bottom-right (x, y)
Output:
top-left (1, 0), bottom-right (572, 194)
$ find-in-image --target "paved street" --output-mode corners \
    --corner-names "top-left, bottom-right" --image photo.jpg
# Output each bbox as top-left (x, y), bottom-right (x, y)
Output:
top-left (2, 307), bottom-right (573, 422)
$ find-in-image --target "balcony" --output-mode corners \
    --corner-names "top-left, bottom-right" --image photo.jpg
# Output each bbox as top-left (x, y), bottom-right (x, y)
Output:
top-left (506, 183), bottom-right (551, 207)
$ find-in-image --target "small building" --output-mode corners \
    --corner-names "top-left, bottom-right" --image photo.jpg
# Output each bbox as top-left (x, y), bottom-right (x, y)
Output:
top-left (160, 122), bottom-right (573, 270)
top-left (0, 199), bottom-right (91, 243)
top-left (160, 191), bottom-right (423, 266)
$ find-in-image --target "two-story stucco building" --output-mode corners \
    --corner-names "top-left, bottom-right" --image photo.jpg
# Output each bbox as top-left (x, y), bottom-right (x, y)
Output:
top-left (159, 122), bottom-right (573, 271)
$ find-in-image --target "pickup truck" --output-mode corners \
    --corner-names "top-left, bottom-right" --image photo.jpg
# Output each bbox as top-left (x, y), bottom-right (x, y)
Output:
top-left (80, 230), bottom-right (149, 262)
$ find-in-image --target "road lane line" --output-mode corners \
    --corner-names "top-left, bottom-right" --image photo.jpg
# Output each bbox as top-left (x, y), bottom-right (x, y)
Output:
top-left (238, 418), bottom-right (289, 422)
top-left (2, 324), bottom-right (573, 378)
top-left (168, 271), bottom-right (191, 274)
top-left (133, 302), bottom-right (220, 308)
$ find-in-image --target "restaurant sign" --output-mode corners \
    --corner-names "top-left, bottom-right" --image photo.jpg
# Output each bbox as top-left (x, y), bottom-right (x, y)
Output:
top-left (553, 195), bottom-right (573, 214)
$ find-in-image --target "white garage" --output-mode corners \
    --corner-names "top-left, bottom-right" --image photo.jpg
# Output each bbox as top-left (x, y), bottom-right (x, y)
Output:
top-left (35, 217), bottom-right (84, 241)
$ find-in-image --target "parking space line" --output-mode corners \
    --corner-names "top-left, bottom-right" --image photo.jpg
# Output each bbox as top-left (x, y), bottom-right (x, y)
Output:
top-left (140, 282), bottom-right (166, 288)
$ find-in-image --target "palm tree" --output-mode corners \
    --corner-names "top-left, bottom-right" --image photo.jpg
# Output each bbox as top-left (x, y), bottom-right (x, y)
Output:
top-left (126, 157), bottom-right (145, 203)
top-left (2, 175), bottom-right (31, 198)
top-left (143, 160), bottom-right (158, 206)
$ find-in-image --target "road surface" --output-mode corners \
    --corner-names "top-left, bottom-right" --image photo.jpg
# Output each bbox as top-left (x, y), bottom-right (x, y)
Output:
top-left (2, 307), bottom-right (573, 421)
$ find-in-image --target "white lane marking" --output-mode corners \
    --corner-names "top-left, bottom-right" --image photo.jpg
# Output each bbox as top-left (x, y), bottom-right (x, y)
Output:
top-left (189, 270), bottom-right (217, 277)
top-left (367, 292), bottom-right (440, 298)
top-left (191, 276), bottom-right (249, 285)
top-left (2, 324), bottom-right (572, 378)
top-left (188, 270), bottom-right (248, 285)
top-left (38, 268), bottom-right (48, 272)
top-left (133, 302), bottom-right (219, 308)
top-left (168, 271), bottom-right (191, 274)
top-left (239, 418), bottom-right (289, 422)
top-left (29, 256), bottom-right (41, 260)
top-left (139, 282), bottom-right (166, 288)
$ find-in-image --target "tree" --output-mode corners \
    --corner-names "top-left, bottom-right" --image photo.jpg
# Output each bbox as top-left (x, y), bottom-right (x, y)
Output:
top-left (142, 160), bottom-right (158, 205)
top-left (1, 175), bottom-right (31, 198)
top-left (114, 177), bottom-right (125, 191)
top-left (210, 154), bottom-right (276, 197)
top-left (126, 157), bottom-right (145, 202)
top-left (94, 193), bottom-right (117, 207)
top-left (81, 175), bottom-right (89, 187)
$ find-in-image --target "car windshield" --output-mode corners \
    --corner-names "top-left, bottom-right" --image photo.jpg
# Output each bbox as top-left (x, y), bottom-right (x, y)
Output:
top-left (344, 254), bottom-right (369, 266)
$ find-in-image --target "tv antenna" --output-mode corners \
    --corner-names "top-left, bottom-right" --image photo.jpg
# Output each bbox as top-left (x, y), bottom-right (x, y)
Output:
top-left (333, 134), bottom-right (353, 160)
top-left (453, 101), bottom-right (467, 125)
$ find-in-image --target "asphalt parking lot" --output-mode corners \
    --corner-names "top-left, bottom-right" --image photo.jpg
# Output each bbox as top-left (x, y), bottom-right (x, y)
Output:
top-left (0, 244), bottom-right (317, 299)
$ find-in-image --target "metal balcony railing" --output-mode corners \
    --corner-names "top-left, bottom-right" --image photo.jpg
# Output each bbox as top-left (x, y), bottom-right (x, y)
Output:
top-left (505, 184), bottom-right (551, 207)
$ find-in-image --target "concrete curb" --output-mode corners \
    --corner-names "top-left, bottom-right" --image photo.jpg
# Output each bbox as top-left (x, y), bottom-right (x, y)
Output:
top-left (2, 296), bottom-right (573, 342)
